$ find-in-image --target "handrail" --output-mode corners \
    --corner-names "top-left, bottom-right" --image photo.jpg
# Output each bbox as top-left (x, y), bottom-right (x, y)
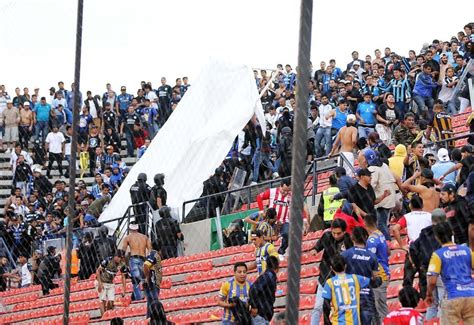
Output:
top-left (426, 132), bottom-right (474, 148)
top-left (0, 237), bottom-right (16, 269)
top-left (181, 153), bottom-right (344, 222)
top-left (451, 59), bottom-right (473, 100)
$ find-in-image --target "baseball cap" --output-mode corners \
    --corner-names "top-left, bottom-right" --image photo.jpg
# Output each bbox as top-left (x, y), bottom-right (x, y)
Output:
top-left (6, 99), bottom-right (12, 104)
top-left (363, 149), bottom-right (378, 166)
top-left (357, 168), bottom-right (373, 177)
top-left (437, 148), bottom-right (450, 162)
top-left (23, 101), bottom-right (30, 106)
top-left (352, 61), bottom-right (360, 66)
top-left (441, 183), bottom-right (457, 193)
top-left (34, 168), bottom-right (42, 173)
top-left (129, 223), bottom-right (139, 231)
top-left (346, 114), bottom-right (356, 122)
top-left (421, 168), bottom-right (434, 179)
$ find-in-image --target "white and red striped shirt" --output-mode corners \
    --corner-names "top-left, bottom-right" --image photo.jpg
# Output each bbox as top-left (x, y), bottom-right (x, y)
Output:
top-left (256, 187), bottom-right (291, 224)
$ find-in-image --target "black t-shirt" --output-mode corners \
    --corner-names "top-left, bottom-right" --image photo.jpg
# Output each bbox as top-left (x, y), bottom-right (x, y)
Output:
top-left (377, 104), bottom-right (399, 123)
top-left (460, 156), bottom-right (474, 185)
top-left (88, 135), bottom-right (101, 151)
top-left (123, 113), bottom-right (140, 133)
top-left (314, 231), bottom-right (353, 284)
top-left (347, 182), bottom-right (376, 218)
top-left (103, 111), bottom-right (116, 129)
top-left (0, 265), bottom-right (6, 291)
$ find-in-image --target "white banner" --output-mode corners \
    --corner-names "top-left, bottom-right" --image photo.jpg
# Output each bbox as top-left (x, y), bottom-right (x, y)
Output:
top-left (99, 59), bottom-right (265, 227)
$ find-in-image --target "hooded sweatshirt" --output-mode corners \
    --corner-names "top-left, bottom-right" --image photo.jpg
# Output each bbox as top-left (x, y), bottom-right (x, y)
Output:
top-left (389, 144), bottom-right (407, 179)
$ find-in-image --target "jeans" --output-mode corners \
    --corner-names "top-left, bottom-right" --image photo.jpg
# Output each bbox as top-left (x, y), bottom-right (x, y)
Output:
top-left (252, 151), bottom-right (275, 182)
top-left (35, 121), bottom-right (49, 143)
top-left (129, 257), bottom-right (144, 300)
top-left (376, 207), bottom-right (391, 240)
top-left (144, 284), bottom-right (160, 318)
top-left (425, 278), bottom-right (444, 320)
top-left (413, 95), bottom-right (434, 120)
top-left (125, 131), bottom-right (134, 157)
top-left (310, 283), bottom-right (325, 325)
top-left (357, 126), bottom-right (375, 140)
top-left (314, 127), bottom-right (331, 157)
top-left (277, 222), bottom-right (289, 255)
top-left (252, 315), bottom-right (269, 325)
top-left (395, 101), bottom-right (407, 120)
top-left (373, 280), bottom-right (389, 323)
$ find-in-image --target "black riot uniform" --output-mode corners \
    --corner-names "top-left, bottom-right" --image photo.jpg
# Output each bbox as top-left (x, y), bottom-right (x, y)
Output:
top-left (130, 173), bottom-right (151, 234)
top-left (150, 173), bottom-right (167, 210)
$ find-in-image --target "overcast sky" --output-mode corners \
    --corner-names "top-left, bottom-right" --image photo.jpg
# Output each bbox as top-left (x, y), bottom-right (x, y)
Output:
top-left (0, 0), bottom-right (471, 97)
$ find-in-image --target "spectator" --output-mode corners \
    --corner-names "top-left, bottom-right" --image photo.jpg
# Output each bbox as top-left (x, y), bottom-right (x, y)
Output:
top-left (341, 227), bottom-right (381, 324)
top-left (13, 154), bottom-right (32, 196)
top-left (383, 286), bottom-right (423, 325)
top-left (384, 68), bottom-right (412, 118)
top-left (0, 256), bottom-right (20, 291)
top-left (143, 243), bottom-right (163, 318)
top-left (412, 64), bottom-right (438, 120)
top-left (314, 94), bottom-right (333, 157)
top-left (121, 105), bottom-right (140, 157)
top-left (310, 219), bottom-right (353, 325)
top-left (85, 193), bottom-right (110, 226)
top-left (121, 223), bottom-right (152, 301)
top-left (77, 232), bottom-right (97, 280)
top-left (154, 207), bottom-right (183, 260)
top-left (356, 92), bottom-right (377, 140)
top-left (149, 300), bottom-right (172, 325)
top-left (322, 255), bottom-right (370, 325)
top-left (17, 253), bottom-right (33, 288)
top-left (426, 222), bottom-right (474, 324)
top-left (439, 183), bottom-right (471, 245)
top-left (431, 148), bottom-right (456, 185)
top-left (18, 99), bottom-right (34, 148)
top-left (368, 132), bottom-right (392, 165)
top-left (402, 168), bottom-right (440, 213)
top-left (375, 94), bottom-right (400, 144)
top-left (33, 97), bottom-right (51, 143)
top-left (217, 262), bottom-right (252, 325)
top-left (95, 249), bottom-right (127, 316)
top-left (440, 145), bottom-right (474, 186)
top-left (426, 100), bottom-right (454, 148)
top-left (249, 255), bottom-right (279, 325)
top-left (365, 213), bottom-right (390, 322)
top-left (45, 125), bottom-right (65, 178)
top-left (37, 246), bottom-right (60, 295)
top-left (1, 100), bottom-right (20, 153)
top-left (247, 230), bottom-right (278, 275)
top-left (392, 113), bottom-right (418, 147)
top-left (256, 179), bottom-right (292, 259)
top-left (328, 114), bottom-right (357, 176)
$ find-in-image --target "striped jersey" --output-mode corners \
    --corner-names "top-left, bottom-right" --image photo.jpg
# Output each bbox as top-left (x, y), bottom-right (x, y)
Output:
top-left (385, 78), bottom-right (411, 103)
top-left (255, 242), bottom-right (278, 275)
top-left (256, 187), bottom-right (291, 224)
top-left (383, 308), bottom-right (423, 325)
top-left (429, 111), bottom-right (453, 146)
top-left (219, 278), bottom-right (252, 321)
top-left (322, 273), bottom-right (370, 325)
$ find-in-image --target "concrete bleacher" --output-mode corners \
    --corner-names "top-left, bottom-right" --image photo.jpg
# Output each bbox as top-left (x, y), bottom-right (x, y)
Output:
top-left (1, 109), bottom-right (471, 324)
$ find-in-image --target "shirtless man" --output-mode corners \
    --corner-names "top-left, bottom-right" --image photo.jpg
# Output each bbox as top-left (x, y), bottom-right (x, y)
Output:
top-left (329, 114), bottom-right (358, 176)
top-left (122, 223), bottom-right (152, 301)
top-left (401, 168), bottom-right (440, 212)
top-left (19, 102), bottom-right (34, 148)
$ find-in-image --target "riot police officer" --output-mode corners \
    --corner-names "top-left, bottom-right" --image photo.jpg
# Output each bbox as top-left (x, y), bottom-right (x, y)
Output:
top-left (130, 173), bottom-right (151, 234)
top-left (150, 173), bottom-right (167, 210)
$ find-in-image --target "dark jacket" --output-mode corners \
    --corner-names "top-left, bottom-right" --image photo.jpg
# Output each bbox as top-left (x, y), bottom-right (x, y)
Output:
top-left (84, 97), bottom-right (102, 117)
top-left (410, 225), bottom-right (440, 270)
top-left (444, 196), bottom-right (472, 244)
top-left (249, 269), bottom-right (278, 321)
top-left (33, 175), bottom-right (53, 196)
top-left (314, 231), bottom-right (353, 284)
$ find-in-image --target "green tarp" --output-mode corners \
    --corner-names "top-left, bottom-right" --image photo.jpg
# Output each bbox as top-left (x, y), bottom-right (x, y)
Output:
top-left (209, 209), bottom-right (258, 250)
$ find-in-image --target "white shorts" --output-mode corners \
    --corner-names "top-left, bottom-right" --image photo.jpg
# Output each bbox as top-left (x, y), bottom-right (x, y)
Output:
top-left (95, 281), bottom-right (115, 301)
top-left (4, 126), bottom-right (18, 142)
top-left (338, 152), bottom-right (355, 177)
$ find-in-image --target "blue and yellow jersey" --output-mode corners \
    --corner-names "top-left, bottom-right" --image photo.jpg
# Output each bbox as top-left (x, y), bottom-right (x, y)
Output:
top-left (427, 243), bottom-right (474, 300)
top-left (255, 242), bottom-right (278, 275)
top-left (256, 220), bottom-right (275, 239)
top-left (367, 230), bottom-right (390, 281)
top-left (218, 278), bottom-right (251, 321)
top-left (322, 273), bottom-right (370, 325)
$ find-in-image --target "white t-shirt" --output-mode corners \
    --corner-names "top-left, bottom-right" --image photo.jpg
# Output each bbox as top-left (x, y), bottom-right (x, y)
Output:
top-left (52, 98), bottom-right (67, 109)
top-left (20, 263), bottom-right (32, 287)
top-left (46, 131), bottom-right (65, 154)
top-left (146, 91), bottom-right (158, 108)
top-left (318, 104), bottom-right (333, 128)
top-left (398, 210), bottom-right (432, 244)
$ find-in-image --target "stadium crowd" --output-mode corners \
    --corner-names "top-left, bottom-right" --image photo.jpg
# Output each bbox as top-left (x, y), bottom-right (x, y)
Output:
top-left (0, 22), bottom-right (473, 324)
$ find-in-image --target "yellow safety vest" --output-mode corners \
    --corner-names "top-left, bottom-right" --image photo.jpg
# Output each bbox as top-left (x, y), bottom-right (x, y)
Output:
top-left (322, 187), bottom-right (343, 221)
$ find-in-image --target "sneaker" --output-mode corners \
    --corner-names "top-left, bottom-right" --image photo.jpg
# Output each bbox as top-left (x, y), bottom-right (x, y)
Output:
top-left (250, 181), bottom-right (258, 186)
top-left (272, 172), bottom-right (279, 179)
top-left (278, 254), bottom-right (285, 261)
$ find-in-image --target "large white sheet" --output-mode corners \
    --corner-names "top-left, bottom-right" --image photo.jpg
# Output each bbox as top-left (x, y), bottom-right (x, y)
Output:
top-left (99, 59), bottom-right (265, 227)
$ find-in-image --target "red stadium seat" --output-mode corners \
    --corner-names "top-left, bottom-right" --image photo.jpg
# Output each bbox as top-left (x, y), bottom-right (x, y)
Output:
top-left (299, 295), bottom-right (316, 310)
top-left (389, 251), bottom-right (406, 265)
top-left (387, 284), bottom-right (402, 299)
top-left (390, 266), bottom-right (404, 280)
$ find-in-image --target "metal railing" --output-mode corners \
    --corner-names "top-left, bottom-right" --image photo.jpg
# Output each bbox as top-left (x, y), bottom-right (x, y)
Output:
top-left (181, 153), bottom-right (346, 222)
